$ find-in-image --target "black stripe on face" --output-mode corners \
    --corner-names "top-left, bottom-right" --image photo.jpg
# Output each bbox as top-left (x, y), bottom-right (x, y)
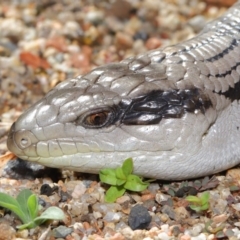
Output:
top-left (120, 89), bottom-right (212, 125)
top-left (218, 79), bottom-right (240, 101)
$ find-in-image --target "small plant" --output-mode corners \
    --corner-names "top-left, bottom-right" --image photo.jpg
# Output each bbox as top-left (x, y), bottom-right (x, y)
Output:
top-left (185, 191), bottom-right (210, 212)
top-left (99, 158), bottom-right (153, 202)
top-left (0, 189), bottom-right (65, 229)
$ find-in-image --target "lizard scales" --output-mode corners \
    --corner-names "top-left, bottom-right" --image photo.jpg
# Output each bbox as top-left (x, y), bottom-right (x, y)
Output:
top-left (7, 1), bottom-right (240, 180)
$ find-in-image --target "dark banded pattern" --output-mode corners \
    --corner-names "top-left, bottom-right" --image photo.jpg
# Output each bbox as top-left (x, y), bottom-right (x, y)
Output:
top-left (121, 89), bottom-right (212, 125)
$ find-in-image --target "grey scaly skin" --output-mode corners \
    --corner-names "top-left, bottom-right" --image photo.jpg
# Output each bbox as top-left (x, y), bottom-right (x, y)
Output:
top-left (7, 1), bottom-right (240, 180)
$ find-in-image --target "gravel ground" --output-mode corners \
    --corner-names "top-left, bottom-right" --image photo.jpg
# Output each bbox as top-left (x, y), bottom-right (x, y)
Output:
top-left (0, 0), bottom-right (240, 239)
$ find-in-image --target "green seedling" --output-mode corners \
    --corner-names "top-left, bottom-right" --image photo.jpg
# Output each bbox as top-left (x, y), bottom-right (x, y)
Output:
top-left (0, 189), bottom-right (65, 229)
top-left (99, 158), bottom-right (153, 202)
top-left (185, 191), bottom-right (210, 212)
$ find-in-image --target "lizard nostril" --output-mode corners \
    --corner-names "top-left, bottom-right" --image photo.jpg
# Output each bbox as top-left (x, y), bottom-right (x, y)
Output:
top-left (20, 137), bottom-right (30, 148)
top-left (15, 130), bottom-right (37, 149)
top-left (7, 124), bottom-right (40, 158)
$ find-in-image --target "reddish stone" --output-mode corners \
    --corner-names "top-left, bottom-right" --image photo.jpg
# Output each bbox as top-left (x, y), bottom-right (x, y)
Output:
top-left (66, 236), bottom-right (74, 240)
top-left (141, 193), bottom-right (155, 202)
top-left (70, 45), bottom-right (92, 72)
top-left (145, 37), bottom-right (162, 50)
top-left (115, 32), bottom-right (133, 49)
top-left (19, 51), bottom-right (50, 69)
top-left (109, 233), bottom-right (125, 240)
top-left (46, 36), bottom-right (68, 52)
top-left (204, 0), bottom-right (236, 7)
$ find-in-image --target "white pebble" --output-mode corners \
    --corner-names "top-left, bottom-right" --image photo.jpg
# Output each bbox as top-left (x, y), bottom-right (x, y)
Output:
top-left (157, 232), bottom-right (170, 240)
top-left (103, 212), bottom-right (122, 222)
top-left (232, 203), bottom-right (240, 211)
top-left (121, 227), bottom-right (134, 239)
top-left (191, 233), bottom-right (207, 240)
top-left (155, 192), bottom-right (170, 204)
top-left (71, 182), bottom-right (86, 198)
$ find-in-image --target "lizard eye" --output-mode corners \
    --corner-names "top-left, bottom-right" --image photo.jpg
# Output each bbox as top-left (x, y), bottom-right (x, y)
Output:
top-left (85, 111), bottom-right (109, 126)
top-left (77, 108), bottom-right (115, 128)
top-left (76, 106), bottom-right (118, 128)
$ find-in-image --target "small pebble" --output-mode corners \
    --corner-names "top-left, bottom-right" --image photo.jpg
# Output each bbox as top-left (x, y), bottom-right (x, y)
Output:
top-left (92, 203), bottom-right (122, 214)
top-left (0, 223), bottom-right (16, 240)
top-left (189, 224), bottom-right (205, 237)
top-left (188, 15), bottom-right (206, 32)
top-left (103, 212), bottom-right (122, 223)
top-left (175, 206), bottom-right (190, 221)
top-left (40, 183), bottom-right (58, 196)
top-left (155, 192), bottom-right (170, 204)
top-left (180, 235), bottom-right (191, 240)
top-left (191, 233), bottom-right (208, 240)
top-left (116, 195), bottom-right (130, 204)
top-left (121, 227), bottom-right (134, 239)
top-left (161, 205), bottom-right (176, 220)
top-left (62, 21), bottom-right (83, 39)
top-left (145, 37), bottom-right (162, 50)
top-left (52, 226), bottom-right (73, 238)
top-left (115, 32), bottom-right (133, 49)
top-left (157, 232), bottom-right (170, 240)
top-left (128, 204), bottom-right (152, 230)
top-left (71, 181), bottom-right (87, 198)
top-left (212, 214), bottom-right (228, 223)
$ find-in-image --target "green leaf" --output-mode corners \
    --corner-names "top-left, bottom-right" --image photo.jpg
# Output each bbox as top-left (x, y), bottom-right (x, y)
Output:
top-left (0, 189), bottom-right (64, 230)
top-left (16, 189), bottom-right (33, 222)
top-left (99, 168), bottom-right (118, 185)
top-left (200, 192), bottom-right (210, 204)
top-left (105, 186), bottom-right (126, 203)
top-left (17, 221), bottom-right (36, 230)
top-left (189, 205), bottom-right (202, 212)
top-left (0, 192), bottom-right (27, 223)
top-left (124, 174), bottom-right (149, 192)
top-left (186, 192), bottom-right (210, 212)
top-left (185, 196), bottom-right (202, 204)
top-left (27, 194), bottom-right (38, 220)
top-left (100, 168), bottom-right (116, 177)
top-left (189, 202), bottom-right (209, 212)
top-left (18, 207), bottom-right (65, 229)
top-left (116, 179), bottom-right (126, 186)
top-left (33, 207), bottom-right (65, 226)
top-left (115, 167), bottom-right (127, 180)
top-left (121, 158), bottom-right (133, 176)
top-left (200, 203), bottom-right (209, 211)
top-left (144, 179), bottom-right (156, 183)
top-left (16, 189), bottom-right (32, 207)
